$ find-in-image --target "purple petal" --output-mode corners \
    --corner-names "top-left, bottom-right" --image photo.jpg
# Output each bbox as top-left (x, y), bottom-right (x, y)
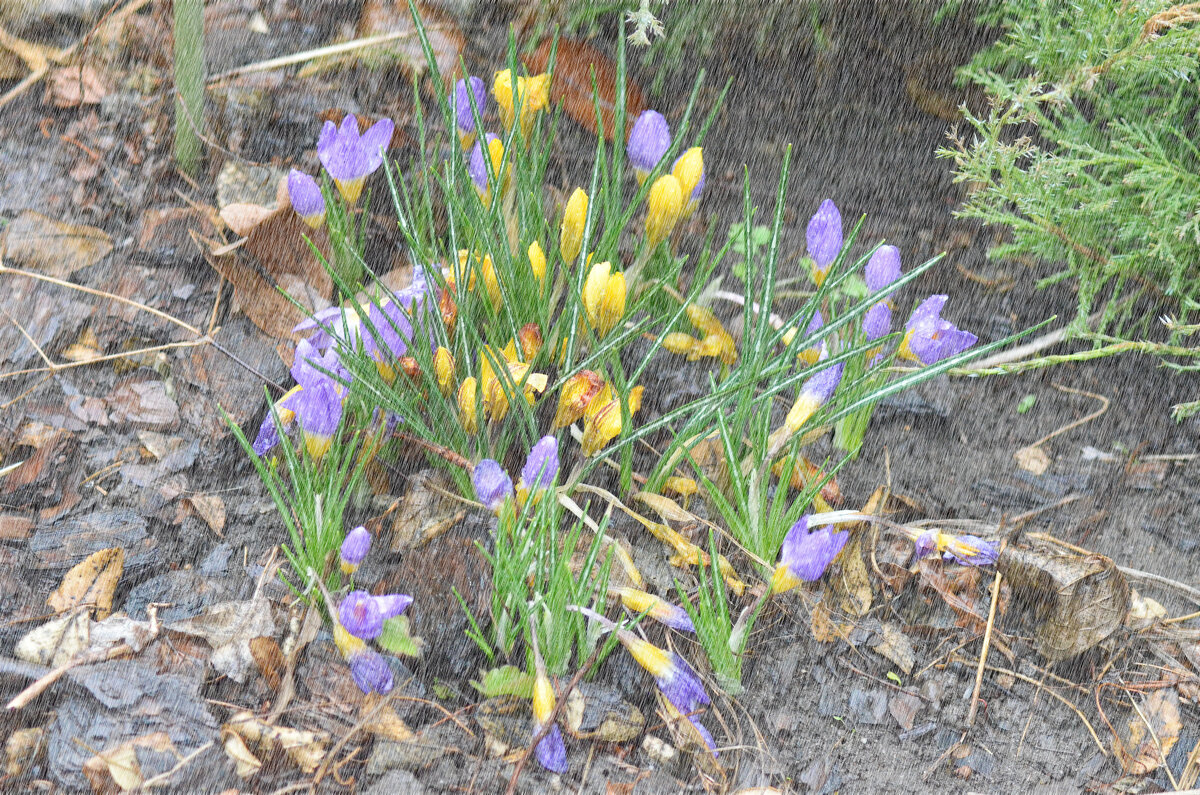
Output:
top-left (468, 133), bottom-right (500, 192)
top-left (251, 412), bottom-right (281, 456)
top-left (349, 649), bottom-right (394, 694)
top-left (865, 245), bottom-right (901, 293)
top-left (688, 716), bottom-right (718, 756)
top-left (945, 535), bottom-right (999, 567)
top-left (780, 519), bottom-right (848, 581)
top-left (657, 652), bottom-right (709, 715)
top-left (806, 199), bottom-right (843, 270)
top-left (473, 459), bottom-right (513, 511)
top-left (862, 302), bottom-right (892, 341)
top-left (340, 590), bottom-right (384, 639)
top-left (520, 435), bottom-right (559, 491)
top-left (535, 724), bottom-right (568, 774)
top-left (627, 110), bottom-right (671, 174)
top-left (287, 169), bottom-right (324, 219)
top-left (800, 360), bottom-right (844, 406)
top-left (283, 380), bottom-right (342, 438)
top-left (912, 531), bottom-right (937, 561)
top-left (340, 526), bottom-right (372, 567)
top-left (374, 594), bottom-right (413, 620)
top-left (455, 76), bottom-right (487, 132)
top-left (358, 117), bottom-right (395, 172)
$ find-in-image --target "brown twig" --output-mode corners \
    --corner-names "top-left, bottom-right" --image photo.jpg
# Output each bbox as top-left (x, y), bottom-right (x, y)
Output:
top-left (504, 643), bottom-right (603, 795)
top-left (1027, 384), bottom-right (1110, 450)
top-left (967, 570), bottom-right (1002, 728)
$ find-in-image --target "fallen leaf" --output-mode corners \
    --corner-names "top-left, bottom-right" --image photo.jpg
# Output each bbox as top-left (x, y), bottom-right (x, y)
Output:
top-left (82, 732), bottom-right (178, 792)
top-left (998, 547), bottom-right (1130, 661)
top-left (357, 0), bottom-right (463, 88)
top-left (361, 692), bottom-right (415, 742)
top-left (219, 203), bottom-right (274, 237)
top-left (46, 65), bottom-right (108, 107)
top-left (221, 728), bottom-right (262, 778)
top-left (1126, 588), bottom-right (1166, 630)
top-left (106, 379), bottom-right (180, 430)
top-left (186, 493), bottom-right (226, 536)
top-left (888, 691), bottom-right (923, 731)
top-left (169, 596), bottom-right (279, 683)
top-left (249, 636), bottom-right (284, 690)
top-left (47, 547), bottom-right (123, 619)
top-left (1014, 445), bottom-right (1050, 475)
top-left (386, 468), bottom-right (464, 552)
top-left (1117, 688), bottom-right (1181, 776)
top-left (224, 711), bottom-right (327, 774)
top-left (0, 210), bottom-right (112, 278)
top-left (61, 327), bottom-right (101, 363)
top-left (832, 536), bottom-right (873, 617)
top-left (376, 615), bottom-right (423, 658)
top-left (4, 728), bottom-right (46, 778)
top-left (810, 600), bottom-right (852, 644)
top-left (15, 610), bottom-right (90, 666)
top-left (523, 37), bottom-right (646, 140)
top-left (870, 622), bottom-right (916, 675)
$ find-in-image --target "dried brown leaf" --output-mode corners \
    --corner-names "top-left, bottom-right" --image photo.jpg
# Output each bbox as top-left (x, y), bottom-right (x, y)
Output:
top-left (871, 622), bottom-right (916, 675)
top-left (224, 711), bottom-right (327, 774)
top-left (0, 210), bottom-right (112, 278)
top-left (1117, 688), bottom-right (1181, 776)
top-left (523, 37), bottom-right (647, 140)
top-left (46, 65), bottom-right (108, 107)
top-left (186, 493), bottom-right (226, 536)
top-left (47, 547), bottom-right (123, 619)
top-left (833, 536), bottom-right (873, 617)
top-left (82, 732), bottom-right (177, 792)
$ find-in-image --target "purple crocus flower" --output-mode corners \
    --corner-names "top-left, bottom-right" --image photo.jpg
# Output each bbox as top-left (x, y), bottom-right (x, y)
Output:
top-left (292, 306), bottom-right (362, 353)
top-left (520, 435), bottom-right (559, 491)
top-left (339, 590), bottom-right (413, 640)
top-left (902, 295), bottom-right (978, 364)
top-left (862, 302), bottom-right (892, 341)
top-left (806, 199), bottom-right (843, 273)
top-left (473, 459), bottom-right (513, 512)
top-left (468, 133), bottom-right (501, 196)
top-left (627, 110), bottom-right (671, 183)
top-left (280, 339), bottom-right (349, 458)
top-left (454, 76), bottom-right (487, 147)
top-left (865, 245), bottom-right (901, 293)
top-left (251, 411), bottom-right (282, 456)
top-left (772, 516), bottom-right (849, 591)
top-left (913, 531), bottom-right (998, 567)
top-left (340, 526), bottom-right (371, 574)
top-left (536, 725), bottom-right (568, 773)
top-left (317, 114), bottom-right (394, 205)
top-left (287, 169), bottom-right (326, 229)
top-left (349, 648), bottom-right (394, 694)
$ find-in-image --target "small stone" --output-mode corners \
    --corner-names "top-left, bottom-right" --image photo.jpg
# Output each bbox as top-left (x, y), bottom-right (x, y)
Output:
top-left (641, 734), bottom-right (677, 767)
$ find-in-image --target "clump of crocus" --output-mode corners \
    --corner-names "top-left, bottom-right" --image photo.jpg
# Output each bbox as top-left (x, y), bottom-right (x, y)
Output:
top-left (645, 174), bottom-right (683, 249)
top-left (340, 525), bottom-right (371, 575)
top-left (771, 515), bottom-right (849, 593)
top-left (560, 188), bottom-right (588, 263)
top-left (612, 586), bottom-right (695, 633)
top-left (582, 260), bottom-right (627, 338)
top-left (581, 382), bottom-right (644, 456)
top-left (662, 303), bottom-right (736, 366)
top-left (628, 109), bottom-right (671, 186)
top-left (288, 169), bottom-right (326, 229)
top-left (530, 628), bottom-right (568, 774)
top-left (317, 114), bottom-right (394, 205)
top-left (573, 607), bottom-right (716, 755)
top-left (469, 133), bottom-right (508, 203)
top-left (672, 147), bottom-right (704, 220)
top-left (454, 75), bottom-right (487, 151)
top-left (912, 529), bottom-right (998, 567)
top-left (339, 589), bottom-right (414, 640)
top-left (473, 458), bottom-right (514, 513)
top-left (899, 295), bottom-right (978, 364)
top-left (806, 198), bottom-right (842, 286)
top-left (492, 69), bottom-right (550, 139)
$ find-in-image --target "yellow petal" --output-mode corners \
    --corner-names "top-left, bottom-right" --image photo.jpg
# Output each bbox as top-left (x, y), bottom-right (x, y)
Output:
top-left (662, 332), bottom-right (698, 356)
top-left (528, 240), bottom-right (547, 290)
top-left (560, 188), bottom-right (588, 263)
top-left (599, 270), bottom-right (626, 337)
top-left (434, 347), bottom-right (455, 397)
top-left (457, 377), bottom-right (478, 434)
top-left (672, 147), bottom-right (704, 201)
top-left (480, 254), bottom-right (502, 312)
top-left (582, 260), bottom-right (612, 331)
top-left (685, 304), bottom-right (722, 336)
top-left (645, 174), bottom-right (683, 249)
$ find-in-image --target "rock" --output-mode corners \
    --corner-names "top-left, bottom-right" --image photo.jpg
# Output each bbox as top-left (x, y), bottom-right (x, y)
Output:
top-left (847, 688), bottom-right (889, 725)
top-left (364, 769), bottom-right (426, 795)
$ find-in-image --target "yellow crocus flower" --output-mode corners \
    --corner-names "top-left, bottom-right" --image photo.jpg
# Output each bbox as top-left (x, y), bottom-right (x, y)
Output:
top-left (560, 188), bottom-right (588, 263)
top-left (645, 174), bottom-right (683, 249)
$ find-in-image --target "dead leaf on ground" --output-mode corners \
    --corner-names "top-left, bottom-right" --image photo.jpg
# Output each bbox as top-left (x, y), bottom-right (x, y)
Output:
top-left (46, 65), bottom-right (108, 107)
top-left (523, 37), bottom-right (647, 140)
top-left (224, 711), bottom-right (327, 774)
top-left (1014, 445), bottom-right (1051, 475)
top-left (202, 194), bottom-right (333, 339)
top-left (1116, 687), bottom-right (1181, 776)
top-left (169, 596), bottom-right (279, 683)
top-left (15, 610), bottom-right (90, 666)
top-left (47, 546), bottom-right (123, 619)
top-left (61, 326), bottom-right (102, 363)
top-left (832, 536), bottom-right (873, 617)
top-left (1126, 588), bottom-right (1166, 630)
top-left (0, 210), bottom-right (112, 279)
top-left (870, 622), bottom-right (916, 675)
top-left (385, 468), bottom-right (464, 552)
top-left (82, 732), bottom-right (180, 792)
top-left (185, 493), bottom-right (226, 536)
top-left (998, 547), bottom-right (1130, 661)
top-left (105, 378), bottom-right (180, 430)
top-left (810, 600), bottom-right (852, 644)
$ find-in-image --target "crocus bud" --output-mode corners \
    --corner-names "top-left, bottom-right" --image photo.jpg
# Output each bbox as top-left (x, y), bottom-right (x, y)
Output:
top-left (560, 188), bottom-right (588, 263)
top-left (469, 134), bottom-right (506, 202)
top-left (473, 459), bottom-right (513, 513)
top-left (528, 240), bottom-right (547, 291)
top-left (287, 169), bottom-right (326, 229)
top-left (520, 435), bottom-right (559, 492)
top-left (434, 347), bottom-right (455, 397)
top-left (339, 526), bottom-right (371, 575)
top-left (582, 261), bottom-right (626, 338)
top-left (457, 376), bottom-right (478, 434)
top-left (671, 147), bottom-right (704, 219)
top-left (518, 322), bottom-right (543, 361)
top-left (865, 245), bottom-right (901, 294)
top-left (438, 288), bottom-right (457, 338)
top-left (806, 199), bottom-right (842, 284)
top-left (454, 75), bottom-right (487, 151)
top-left (479, 253), bottom-right (502, 312)
top-left (627, 110), bottom-right (670, 186)
top-left (645, 174), bottom-right (683, 249)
